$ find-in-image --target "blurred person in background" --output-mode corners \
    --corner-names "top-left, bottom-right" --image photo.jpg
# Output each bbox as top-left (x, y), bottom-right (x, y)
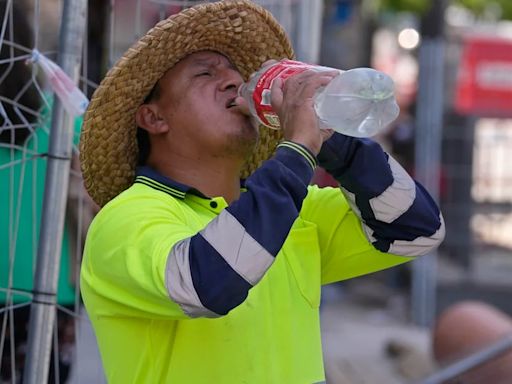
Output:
top-left (79, 1), bottom-right (445, 382)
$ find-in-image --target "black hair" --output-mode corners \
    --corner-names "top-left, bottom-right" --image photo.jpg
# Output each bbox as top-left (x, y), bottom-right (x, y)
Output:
top-left (136, 83), bottom-right (161, 165)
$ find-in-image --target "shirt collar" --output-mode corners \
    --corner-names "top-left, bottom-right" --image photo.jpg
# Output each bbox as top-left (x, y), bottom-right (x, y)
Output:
top-left (134, 165), bottom-right (247, 199)
top-left (134, 166), bottom-right (207, 199)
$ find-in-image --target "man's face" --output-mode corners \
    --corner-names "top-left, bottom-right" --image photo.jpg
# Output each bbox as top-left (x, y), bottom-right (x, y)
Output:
top-left (153, 51), bottom-right (257, 160)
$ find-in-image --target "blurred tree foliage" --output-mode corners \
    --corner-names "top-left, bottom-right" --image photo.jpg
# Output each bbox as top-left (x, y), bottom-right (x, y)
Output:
top-left (378, 0), bottom-right (512, 20)
top-left (379, 0), bottom-right (430, 14)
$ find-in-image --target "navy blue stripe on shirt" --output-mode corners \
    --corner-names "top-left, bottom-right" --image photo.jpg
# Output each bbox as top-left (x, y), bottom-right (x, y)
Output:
top-left (189, 234), bottom-right (252, 315)
top-left (356, 183), bottom-right (442, 253)
top-left (318, 136), bottom-right (395, 197)
top-left (225, 144), bottom-right (314, 256)
top-left (317, 133), bottom-right (443, 255)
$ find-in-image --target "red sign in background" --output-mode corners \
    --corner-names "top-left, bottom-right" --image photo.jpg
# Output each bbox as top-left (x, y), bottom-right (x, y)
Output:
top-left (455, 37), bottom-right (512, 117)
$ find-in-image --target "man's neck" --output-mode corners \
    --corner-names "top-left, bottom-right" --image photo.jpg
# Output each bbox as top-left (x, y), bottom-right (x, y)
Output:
top-left (148, 152), bottom-right (243, 204)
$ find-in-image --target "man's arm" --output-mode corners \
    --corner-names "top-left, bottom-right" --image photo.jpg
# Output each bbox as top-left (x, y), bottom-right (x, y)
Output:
top-left (168, 143), bottom-right (316, 318)
top-left (167, 69), bottom-right (340, 318)
top-left (316, 133), bottom-right (445, 256)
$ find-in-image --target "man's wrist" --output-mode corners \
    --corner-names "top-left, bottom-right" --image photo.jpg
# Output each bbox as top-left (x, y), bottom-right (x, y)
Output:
top-left (276, 140), bottom-right (318, 171)
top-left (317, 133), bottom-right (355, 173)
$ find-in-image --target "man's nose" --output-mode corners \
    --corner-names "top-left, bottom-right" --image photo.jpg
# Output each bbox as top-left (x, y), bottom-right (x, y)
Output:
top-left (219, 68), bottom-right (243, 91)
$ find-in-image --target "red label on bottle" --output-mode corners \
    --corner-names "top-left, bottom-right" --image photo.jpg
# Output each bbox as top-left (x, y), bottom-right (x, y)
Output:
top-left (253, 60), bottom-right (317, 128)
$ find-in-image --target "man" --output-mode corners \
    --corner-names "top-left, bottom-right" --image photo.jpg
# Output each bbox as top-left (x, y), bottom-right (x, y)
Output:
top-left (79, 1), bottom-right (444, 383)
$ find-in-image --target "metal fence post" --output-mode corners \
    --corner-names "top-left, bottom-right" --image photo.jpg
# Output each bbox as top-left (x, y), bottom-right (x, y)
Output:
top-left (296, 0), bottom-right (323, 63)
top-left (411, 0), bottom-right (446, 327)
top-left (23, 0), bottom-right (87, 382)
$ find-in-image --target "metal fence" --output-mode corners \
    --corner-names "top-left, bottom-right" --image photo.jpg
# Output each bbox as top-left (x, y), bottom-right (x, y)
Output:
top-left (0, 0), bottom-right (93, 382)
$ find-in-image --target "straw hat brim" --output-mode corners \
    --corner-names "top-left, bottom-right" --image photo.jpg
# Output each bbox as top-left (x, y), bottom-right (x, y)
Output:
top-left (79, 0), bottom-right (294, 207)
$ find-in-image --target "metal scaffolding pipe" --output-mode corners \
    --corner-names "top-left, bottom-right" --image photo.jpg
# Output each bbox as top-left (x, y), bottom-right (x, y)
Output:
top-left (23, 0), bottom-right (87, 382)
top-left (411, 0), bottom-right (446, 328)
top-left (417, 335), bottom-right (512, 384)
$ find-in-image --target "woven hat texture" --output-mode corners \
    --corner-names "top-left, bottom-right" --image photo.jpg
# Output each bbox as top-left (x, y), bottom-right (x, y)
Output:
top-left (79, 0), bottom-right (294, 207)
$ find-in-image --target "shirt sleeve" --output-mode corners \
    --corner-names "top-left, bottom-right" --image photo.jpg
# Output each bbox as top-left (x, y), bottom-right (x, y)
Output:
top-left (316, 133), bottom-right (445, 258)
top-left (81, 196), bottom-right (197, 320)
top-left (301, 185), bottom-right (413, 285)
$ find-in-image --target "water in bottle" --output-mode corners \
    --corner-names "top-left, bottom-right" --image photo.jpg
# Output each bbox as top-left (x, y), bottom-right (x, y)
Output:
top-left (238, 60), bottom-right (400, 138)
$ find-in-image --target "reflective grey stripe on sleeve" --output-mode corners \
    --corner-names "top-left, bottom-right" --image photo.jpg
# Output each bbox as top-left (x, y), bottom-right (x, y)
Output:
top-left (165, 238), bottom-right (219, 318)
top-left (341, 187), bottom-right (376, 241)
top-left (341, 187), bottom-right (377, 242)
top-left (340, 187), bottom-right (361, 217)
top-left (389, 214), bottom-right (446, 257)
top-left (200, 210), bottom-right (275, 286)
top-left (369, 156), bottom-right (416, 223)
top-left (361, 222), bottom-right (377, 244)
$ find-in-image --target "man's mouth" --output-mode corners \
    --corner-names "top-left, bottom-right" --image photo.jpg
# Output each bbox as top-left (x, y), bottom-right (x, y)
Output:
top-left (226, 97), bottom-right (238, 109)
top-left (225, 96), bottom-right (251, 117)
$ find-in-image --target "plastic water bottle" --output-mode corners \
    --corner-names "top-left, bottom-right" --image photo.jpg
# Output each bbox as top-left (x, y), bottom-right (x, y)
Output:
top-left (238, 60), bottom-right (400, 138)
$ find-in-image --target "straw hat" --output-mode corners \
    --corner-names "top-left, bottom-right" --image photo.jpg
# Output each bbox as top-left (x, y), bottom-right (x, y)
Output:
top-left (79, 0), bottom-right (294, 207)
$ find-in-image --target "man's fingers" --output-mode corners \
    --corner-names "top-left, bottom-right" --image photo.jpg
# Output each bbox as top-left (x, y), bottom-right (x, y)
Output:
top-left (299, 74), bottom-right (337, 99)
top-left (286, 69), bottom-right (338, 85)
top-left (283, 70), bottom-right (338, 100)
top-left (269, 70), bottom-right (338, 116)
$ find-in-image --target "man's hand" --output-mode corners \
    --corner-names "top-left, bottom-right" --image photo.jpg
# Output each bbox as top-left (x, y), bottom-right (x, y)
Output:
top-left (233, 60), bottom-right (337, 154)
top-left (270, 69), bottom-right (338, 155)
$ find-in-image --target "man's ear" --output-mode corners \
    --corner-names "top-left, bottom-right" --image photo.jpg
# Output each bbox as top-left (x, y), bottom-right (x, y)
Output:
top-left (135, 104), bottom-right (168, 134)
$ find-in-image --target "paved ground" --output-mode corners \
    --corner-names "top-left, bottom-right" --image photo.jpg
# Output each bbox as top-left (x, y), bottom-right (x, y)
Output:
top-left (321, 284), bottom-right (433, 384)
top-left (68, 283), bottom-right (434, 384)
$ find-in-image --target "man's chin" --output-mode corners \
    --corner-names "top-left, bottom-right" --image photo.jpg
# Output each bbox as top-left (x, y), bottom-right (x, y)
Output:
top-left (222, 128), bottom-right (258, 159)
top-left (238, 117), bottom-right (259, 141)
top-left (237, 131), bottom-right (258, 155)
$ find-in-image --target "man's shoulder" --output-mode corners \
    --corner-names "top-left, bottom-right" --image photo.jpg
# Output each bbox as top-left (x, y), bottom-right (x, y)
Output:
top-left (91, 183), bottom-right (186, 230)
top-left (107, 182), bottom-right (182, 209)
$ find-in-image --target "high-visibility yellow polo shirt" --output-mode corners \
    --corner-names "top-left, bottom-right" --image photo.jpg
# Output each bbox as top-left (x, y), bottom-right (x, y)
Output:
top-left (81, 139), bottom-right (443, 383)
